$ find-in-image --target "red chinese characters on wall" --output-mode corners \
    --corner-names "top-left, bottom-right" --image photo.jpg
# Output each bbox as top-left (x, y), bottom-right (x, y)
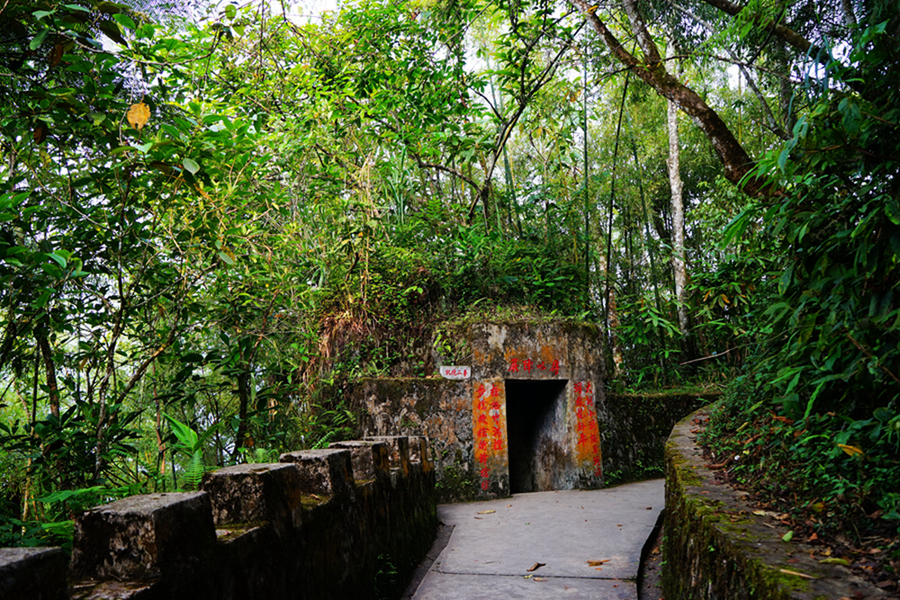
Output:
top-left (573, 381), bottom-right (602, 477)
top-left (508, 358), bottom-right (560, 376)
top-left (473, 381), bottom-right (507, 491)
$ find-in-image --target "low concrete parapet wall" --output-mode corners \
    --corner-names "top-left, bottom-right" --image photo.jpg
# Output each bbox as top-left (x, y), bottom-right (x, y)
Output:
top-left (0, 436), bottom-right (436, 600)
top-left (663, 408), bottom-right (885, 599)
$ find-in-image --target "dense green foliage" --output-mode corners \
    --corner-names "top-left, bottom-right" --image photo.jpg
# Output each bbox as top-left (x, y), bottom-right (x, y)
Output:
top-left (703, 18), bottom-right (900, 545)
top-left (0, 0), bottom-right (897, 569)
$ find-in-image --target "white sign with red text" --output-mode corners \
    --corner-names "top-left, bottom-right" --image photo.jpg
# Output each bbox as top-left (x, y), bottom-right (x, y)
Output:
top-left (439, 366), bottom-right (471, 380)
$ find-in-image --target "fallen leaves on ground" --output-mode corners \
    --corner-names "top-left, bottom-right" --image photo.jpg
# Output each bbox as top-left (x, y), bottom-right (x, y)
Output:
top-left (587, 559), bottom-right (610, 566)
top-left (527, 562), bottom-right (545, 572)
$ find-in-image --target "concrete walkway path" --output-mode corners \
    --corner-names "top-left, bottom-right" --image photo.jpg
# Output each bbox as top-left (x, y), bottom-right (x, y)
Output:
top-left (409, 479), bottom-right (663, 600)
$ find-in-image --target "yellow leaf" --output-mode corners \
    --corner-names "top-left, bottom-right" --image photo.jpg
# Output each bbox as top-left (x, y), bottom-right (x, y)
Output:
top-left (476, 510), bottom-right (495, 514)
top-left (837, 443), bottom-right (864, 458)
top-left (779, 568), bottom-right (817, 580)
top-left (127, 102), bottom-right (150, 130)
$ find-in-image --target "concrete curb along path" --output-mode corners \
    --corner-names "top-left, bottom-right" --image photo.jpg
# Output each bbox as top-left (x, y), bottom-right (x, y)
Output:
top-left (410, 480), bottom-right (664, 599)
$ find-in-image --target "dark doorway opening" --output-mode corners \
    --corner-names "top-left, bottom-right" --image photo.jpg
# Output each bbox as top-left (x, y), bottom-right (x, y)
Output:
top-left (505, 379), bottom-right (568, 493)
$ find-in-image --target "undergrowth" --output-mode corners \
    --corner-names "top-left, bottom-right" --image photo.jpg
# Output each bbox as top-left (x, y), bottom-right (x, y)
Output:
top-left (701, 375), bottom-right (900, 565)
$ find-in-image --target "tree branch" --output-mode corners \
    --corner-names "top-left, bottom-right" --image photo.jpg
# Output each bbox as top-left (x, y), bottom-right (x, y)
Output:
top-left (672, 2), bottom-right (790, 140)
top-left (568, 0), bottom-right (766, 195)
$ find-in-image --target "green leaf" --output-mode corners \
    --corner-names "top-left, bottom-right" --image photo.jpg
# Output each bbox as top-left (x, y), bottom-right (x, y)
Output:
top-left (777, 147), bottom-right (790, 172)
top-left (164, 413), bottom-right (199, 451)
top-left (98, 19), bottom-right (126, 45)
top-left (37, 486), bottom-right (106, 503)
top-left (33, 290), bottom-right (51, 309)
top-left (818, 557), bottom-right (850, 566)
top-left (782, 530), bottom-right (794, 542)
top-left (182, 157), bottom-right (200, 174)
top-left (722, 208), bottom-right (754, 247)
top-left (225, 4), bottom-right (237, 19)
top-left (112, 13), bottom-right (136, 30)
top-left (47, 252), bottom-right (67, 268)
top-left (30, 28), bottom-right (50, 50)
top-left (886, 198), bottom-right (900, 225)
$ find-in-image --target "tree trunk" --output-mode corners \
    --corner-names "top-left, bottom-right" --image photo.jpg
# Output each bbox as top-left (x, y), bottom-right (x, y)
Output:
top-left (36, 331), bottom-right (60, 419)
top-left (231, 368), bottom-right (251, 460)
top-left (666, 40), bottom-right (690, 338)
top-left (608, 279), bottom-right (624, 379)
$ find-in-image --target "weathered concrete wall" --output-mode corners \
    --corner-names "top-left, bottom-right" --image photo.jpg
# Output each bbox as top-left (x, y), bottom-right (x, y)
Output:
top-left (601, 391), bottom-right (715, 485)
top-left (0, 436), bottom-right (435, 600)
top-left (356, 377), bottom-right (476, 501)
top-left (663, 408), bottom-right (886, 600)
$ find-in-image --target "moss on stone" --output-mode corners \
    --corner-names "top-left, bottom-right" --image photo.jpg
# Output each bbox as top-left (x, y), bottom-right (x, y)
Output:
top-left (758, 565), bottom-right (812, 594)
top-left (663, 407), bottom-right (885, 600)
top-left (301, 494), bottom-right (330, 508)
top-left (435, 453), bottom-right (478, 503)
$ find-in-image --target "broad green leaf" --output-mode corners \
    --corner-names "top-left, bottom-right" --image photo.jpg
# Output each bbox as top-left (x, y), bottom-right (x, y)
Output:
top-left (886, 198), bottom-right (900, 225)
top-left (183, 157), bottom-right (200, 174)
top-left (30, 28), bottom-right (50, 50)
top-left (777, 148), bottom-right (790, 172)
top-left (112, 13), bottom-right (136, 30)
top-left (33, 290), bottom-right (51, 309)
top-left (47, 252), bottom-right (67, 268)
top-left (37, 486), bottom-right (106, 503)
top-left (164, 413), bottom-right (199, 451)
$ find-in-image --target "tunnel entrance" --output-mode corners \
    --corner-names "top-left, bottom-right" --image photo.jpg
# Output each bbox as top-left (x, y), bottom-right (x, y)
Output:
top-left (505, 379), bottom-right (568, 493)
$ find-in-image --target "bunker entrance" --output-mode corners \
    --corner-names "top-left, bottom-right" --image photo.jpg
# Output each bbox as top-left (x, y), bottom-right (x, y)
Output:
top-left (505, 379), bottom-right (568, 493)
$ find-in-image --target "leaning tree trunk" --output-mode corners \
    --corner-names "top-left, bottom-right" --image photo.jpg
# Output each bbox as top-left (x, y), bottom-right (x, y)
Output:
top-left (568, 0), bottom-right (767, 196)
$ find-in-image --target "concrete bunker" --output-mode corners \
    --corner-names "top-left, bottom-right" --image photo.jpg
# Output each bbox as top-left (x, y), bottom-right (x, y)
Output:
top-left (355, 321), bottom-right (607, 499)
top-left (505, 379), bottom-right (568, 493)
